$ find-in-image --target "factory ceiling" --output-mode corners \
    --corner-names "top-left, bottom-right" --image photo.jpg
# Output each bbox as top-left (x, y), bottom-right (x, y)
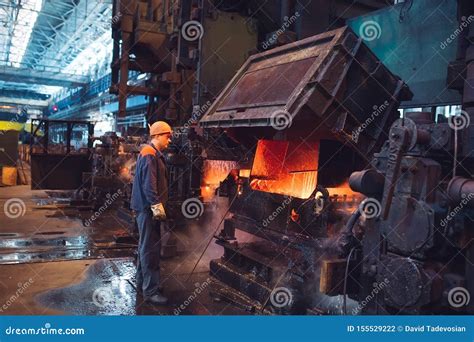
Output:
top-left (0, 0), bottom-right (393, 109)
top-left (0, 0), bottom-right (112, 107)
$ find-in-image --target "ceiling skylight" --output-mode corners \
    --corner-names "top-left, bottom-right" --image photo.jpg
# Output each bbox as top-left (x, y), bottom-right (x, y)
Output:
top-left (8, 0), bottom-right (43, 67)
top-left (63, 31), bottom-right (112, 76)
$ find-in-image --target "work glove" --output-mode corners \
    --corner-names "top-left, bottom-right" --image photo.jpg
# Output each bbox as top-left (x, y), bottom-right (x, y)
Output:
top-left (151, 203), bottom-right (166, 221)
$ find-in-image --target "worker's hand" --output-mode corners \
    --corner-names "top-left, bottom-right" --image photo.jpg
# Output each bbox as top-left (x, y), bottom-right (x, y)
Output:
top-left (151, 203), bottom-right (166, 220)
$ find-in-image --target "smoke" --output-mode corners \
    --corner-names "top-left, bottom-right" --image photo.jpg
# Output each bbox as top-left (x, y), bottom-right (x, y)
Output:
top-left (297, 231), bottom-right (360, 315)
top-left (179, 196), bottom-right (258, 275)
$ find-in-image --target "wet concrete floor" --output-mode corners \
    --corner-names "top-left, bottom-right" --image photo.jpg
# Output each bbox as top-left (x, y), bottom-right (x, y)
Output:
top-left (0, 185), bottom-right (248, 315)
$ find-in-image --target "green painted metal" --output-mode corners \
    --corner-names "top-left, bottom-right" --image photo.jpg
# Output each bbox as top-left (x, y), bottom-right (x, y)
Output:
top-left (348, 0), bottom-right (461, 107)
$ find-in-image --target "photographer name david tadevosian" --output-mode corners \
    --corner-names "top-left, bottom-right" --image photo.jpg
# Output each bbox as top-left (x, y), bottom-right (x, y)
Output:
top-left (405, 325), bottom-right (466, 333)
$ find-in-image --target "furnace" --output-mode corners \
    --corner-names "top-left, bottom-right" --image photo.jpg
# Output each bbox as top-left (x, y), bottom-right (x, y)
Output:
top-left (199, 26), bottom-right (412, 313)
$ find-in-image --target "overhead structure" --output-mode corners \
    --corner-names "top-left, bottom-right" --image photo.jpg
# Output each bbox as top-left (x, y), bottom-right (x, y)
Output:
top-left (0, 0), bottom-right (113, 105)
top-left (0, 65), bottom-right (89, 87)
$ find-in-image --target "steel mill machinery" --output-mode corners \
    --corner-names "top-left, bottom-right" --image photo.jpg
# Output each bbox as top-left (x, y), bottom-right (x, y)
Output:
top-left (108, 0), bottom-right (397, 216)
top-left (110, 0), bottom-right (258, 122)
top-left (110, 0), bottom-right (258, 214)
top-left (199, 26), bottom-right (413, 314)
top-left (79, 127), bottom-right (203, 230)
top-left (345, 110), bottom-right (474, 315)
top-left (341, 0), bottom-right (474, 314)
top-left (29, 119), bottom-right (94, 190)
top-left (81, 131), bottom-right (145, 210)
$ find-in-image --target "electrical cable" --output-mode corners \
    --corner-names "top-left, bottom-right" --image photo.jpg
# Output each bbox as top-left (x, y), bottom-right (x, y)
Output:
top-left (185, 191), bottom-right (239, 282)
top-left (343, 247), bottom-right (356, 315)
top-left (454, 119), bottom-right (458, 177)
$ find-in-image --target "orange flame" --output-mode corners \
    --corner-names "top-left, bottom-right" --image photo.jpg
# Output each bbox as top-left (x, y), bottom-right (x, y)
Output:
top-left (249, 140), bottom-right (319, 199)
top-left (201, 160), bottom-right (238, 201)
top-left (326, 181), bottom-right (360, 198)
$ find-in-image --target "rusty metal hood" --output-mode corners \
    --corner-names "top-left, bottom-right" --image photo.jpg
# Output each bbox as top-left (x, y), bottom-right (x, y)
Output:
top-left (199, 26), bottom-right (412, 138)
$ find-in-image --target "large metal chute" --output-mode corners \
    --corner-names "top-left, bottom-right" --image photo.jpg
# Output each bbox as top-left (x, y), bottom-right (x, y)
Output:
top-left (201, 26), bottom-right (412, 157)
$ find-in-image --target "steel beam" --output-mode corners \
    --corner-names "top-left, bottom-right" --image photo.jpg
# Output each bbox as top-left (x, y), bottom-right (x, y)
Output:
top-left (0, 65), bottom-right (89, 87)
top-left (0, 96), bottom-right (49, 107)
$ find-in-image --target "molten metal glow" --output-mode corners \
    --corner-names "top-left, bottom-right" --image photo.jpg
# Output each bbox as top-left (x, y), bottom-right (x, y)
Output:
top-left (326, 181), bottom-right (360, 198)
top-left (250, 140), bottom-right (319, 199)
top-left (201, 160), bottom-right (238, 201)
top-left (119, 159), bottom-right (136, 182)
top-left (290, 209), bottom-right (300, 223)
top-left (239, 169), bottom-right (251, 178)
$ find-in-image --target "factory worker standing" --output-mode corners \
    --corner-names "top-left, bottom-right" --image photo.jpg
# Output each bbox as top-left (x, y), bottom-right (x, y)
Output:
top-left (131, 121), bottom-right (172, 305)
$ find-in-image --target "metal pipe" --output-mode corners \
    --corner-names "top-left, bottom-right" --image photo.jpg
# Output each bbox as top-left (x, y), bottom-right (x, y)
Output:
top-left (349, 169), bottom-right (385, 197)
top-left (447, 176), bottom-right (474, 208)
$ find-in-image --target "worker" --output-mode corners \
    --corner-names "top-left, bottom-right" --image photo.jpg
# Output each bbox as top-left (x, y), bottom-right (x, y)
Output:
top-left (131, 121), bottom-right (172, 305)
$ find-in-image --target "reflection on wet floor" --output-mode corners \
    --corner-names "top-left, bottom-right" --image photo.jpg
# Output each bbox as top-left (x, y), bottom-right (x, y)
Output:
top-left (36, 258), bottom-right (247, 315)
top-left (0, 186), bottom-right (248, 315)
top-left (0, 233), bottom-right (135, 264)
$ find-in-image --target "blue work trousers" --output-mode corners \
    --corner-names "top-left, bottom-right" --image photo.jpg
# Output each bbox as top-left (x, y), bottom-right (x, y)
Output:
top-left (136, 211), bottom-right (161, 297)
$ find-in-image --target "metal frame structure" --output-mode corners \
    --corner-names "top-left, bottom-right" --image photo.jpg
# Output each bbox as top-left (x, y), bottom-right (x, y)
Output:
top-left (29, 118), bottom-right (94, 190)
top-left (0, 0), bottom-right (113, 105)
